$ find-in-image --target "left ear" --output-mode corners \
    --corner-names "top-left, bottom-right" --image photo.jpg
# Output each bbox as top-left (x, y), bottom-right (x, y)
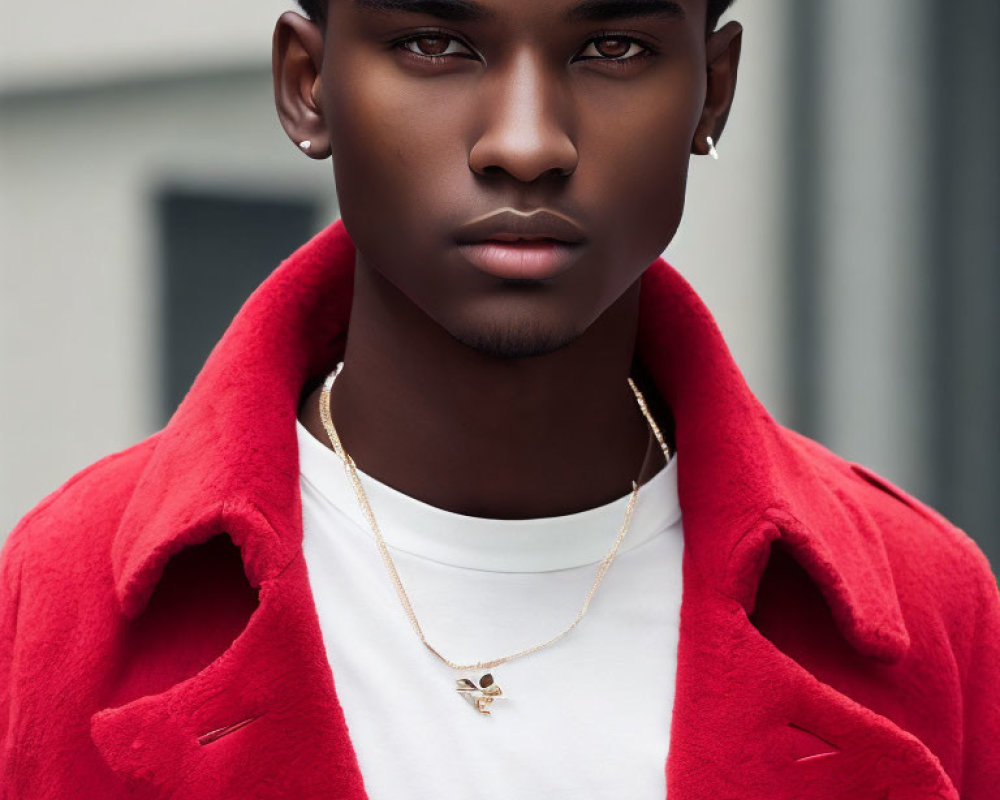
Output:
top-left (692, 21), bottom-right (743, 156)
top-left (273, 11), bottom-right (331, 159)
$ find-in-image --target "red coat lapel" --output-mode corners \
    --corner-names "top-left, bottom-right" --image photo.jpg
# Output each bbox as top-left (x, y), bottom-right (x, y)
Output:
top-left (92, 222), bottom-right (365, 797)
top-left (91, 553), bottom-right (367, 799)
top-left (636, 266), bottom-right (956, 798)
top-left (668, 566), bottom-right (956, 799)
top-left (88, 220), bottom-right (957, 798)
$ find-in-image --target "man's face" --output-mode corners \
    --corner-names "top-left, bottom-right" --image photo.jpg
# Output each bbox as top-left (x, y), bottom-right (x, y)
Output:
top-left (313, 0), bottom-right (715, 357)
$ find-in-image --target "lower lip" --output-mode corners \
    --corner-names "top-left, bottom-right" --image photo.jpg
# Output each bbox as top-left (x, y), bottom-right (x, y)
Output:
top-left (458, 241), bottom-right (581, 281)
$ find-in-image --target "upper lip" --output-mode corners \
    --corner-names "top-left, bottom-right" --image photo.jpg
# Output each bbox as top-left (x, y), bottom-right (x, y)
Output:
top-left (455, 208), bottom-right (587, 245)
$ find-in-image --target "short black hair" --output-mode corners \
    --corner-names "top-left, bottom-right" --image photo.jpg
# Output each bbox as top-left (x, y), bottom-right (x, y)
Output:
top-left (706, 0), bottom-right (736, 30)
top-left (297, 1), bottom-right (736, 33)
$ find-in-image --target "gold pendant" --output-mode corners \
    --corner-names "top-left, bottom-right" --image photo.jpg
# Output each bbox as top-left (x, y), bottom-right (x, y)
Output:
top-left (456, 673), bottom-right (503, 715)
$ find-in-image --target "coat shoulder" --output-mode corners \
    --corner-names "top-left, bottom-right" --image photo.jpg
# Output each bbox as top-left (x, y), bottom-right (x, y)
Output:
top-left (782, 426), bottom-right (997, 609)
top-left (767, 427), bottom-right (1000, 794)
top-left (2, 435), bottom-right (160, 576)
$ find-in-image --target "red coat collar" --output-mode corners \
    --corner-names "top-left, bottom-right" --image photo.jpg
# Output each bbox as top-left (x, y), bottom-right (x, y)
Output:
top-left (93, 219), bottom-right (961, 798)
top-left (111, 218), bottom-right (908, 663)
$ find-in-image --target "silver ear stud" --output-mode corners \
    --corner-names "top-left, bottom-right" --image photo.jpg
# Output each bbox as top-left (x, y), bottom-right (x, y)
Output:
top-left (706, 136), bottom-right (719, 160)
top-left (298, 140), bottom-right (312, 152)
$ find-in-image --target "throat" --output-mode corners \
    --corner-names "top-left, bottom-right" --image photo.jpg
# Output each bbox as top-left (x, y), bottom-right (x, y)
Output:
top-left (297, 371), bottom-right (669, 520)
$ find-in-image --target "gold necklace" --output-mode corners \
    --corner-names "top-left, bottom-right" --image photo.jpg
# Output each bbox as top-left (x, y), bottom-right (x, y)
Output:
top-left (318, 363), bottom-right (672, 715)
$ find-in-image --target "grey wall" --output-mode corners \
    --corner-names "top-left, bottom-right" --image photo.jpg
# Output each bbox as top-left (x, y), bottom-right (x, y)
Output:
top-left (789, 0), bottom-right (999, 567)
top-left (0, 68), bottom-right (337, 536)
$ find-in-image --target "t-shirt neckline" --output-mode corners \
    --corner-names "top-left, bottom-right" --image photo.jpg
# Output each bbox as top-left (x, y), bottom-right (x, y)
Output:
top-left (296, 418), bottom-right (681, 573)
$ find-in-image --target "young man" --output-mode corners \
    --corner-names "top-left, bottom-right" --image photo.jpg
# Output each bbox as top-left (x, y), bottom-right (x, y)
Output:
top-left (2, 1), bottom-right (998, 798)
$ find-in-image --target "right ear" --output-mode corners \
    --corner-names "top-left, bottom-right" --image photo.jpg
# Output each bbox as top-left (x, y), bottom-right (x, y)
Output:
top-left (273, 11), bottom-right (330, 159)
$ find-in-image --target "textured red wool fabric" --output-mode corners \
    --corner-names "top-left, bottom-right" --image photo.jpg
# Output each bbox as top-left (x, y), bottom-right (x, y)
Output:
top-left (1, 218), bottom-right (998, 799)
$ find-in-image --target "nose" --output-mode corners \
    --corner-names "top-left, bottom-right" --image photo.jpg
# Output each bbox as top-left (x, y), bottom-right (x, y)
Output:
top-left (468, 50), bottom-right (579, 183)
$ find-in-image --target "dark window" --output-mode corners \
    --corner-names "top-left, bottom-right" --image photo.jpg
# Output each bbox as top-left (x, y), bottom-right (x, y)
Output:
top-left (927, 0), bottom-right (1000, 568)
top-left (157, 188), bottom-right (320, 424)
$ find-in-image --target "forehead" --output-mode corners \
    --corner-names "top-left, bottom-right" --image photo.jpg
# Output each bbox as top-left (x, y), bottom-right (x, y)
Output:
top-left (345, 0), bottom-right (694, 24)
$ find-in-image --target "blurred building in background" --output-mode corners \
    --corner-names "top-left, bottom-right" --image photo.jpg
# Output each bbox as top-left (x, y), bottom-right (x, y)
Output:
top-left (2, 1), bottom-right (997, 569)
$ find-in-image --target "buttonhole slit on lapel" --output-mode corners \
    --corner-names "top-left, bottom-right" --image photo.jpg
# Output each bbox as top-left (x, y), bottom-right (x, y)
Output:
top-left (786, 721), bottom-right (841, 763)
top-left (197, 713), bottom-right (264, 746)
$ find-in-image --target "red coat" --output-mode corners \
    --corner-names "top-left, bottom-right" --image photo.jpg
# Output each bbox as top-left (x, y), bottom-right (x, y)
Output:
top-left (1, 219), bottom-right (997, 799)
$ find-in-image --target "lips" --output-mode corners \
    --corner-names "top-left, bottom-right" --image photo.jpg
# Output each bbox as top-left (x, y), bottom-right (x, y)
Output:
top-left (458, 240), bottom-right (581, 281)
top-left (455, 208), bottom-right (587, 280)
top-left (456, 207), bottom-right (585, 244)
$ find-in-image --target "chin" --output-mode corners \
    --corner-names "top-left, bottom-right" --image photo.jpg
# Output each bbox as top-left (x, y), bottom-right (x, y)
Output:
top-left (450, 319), bottom-right (580, 360)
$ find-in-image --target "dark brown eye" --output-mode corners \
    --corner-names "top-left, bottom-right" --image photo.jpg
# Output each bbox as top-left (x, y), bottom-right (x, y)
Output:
top-left (594, 38), bottom-right (630, 58)
top-left (578, 36), bottom-right (650, 63)
top-left (413, 36), bottom-right (449, 56)
top-left (398, 34), bottom-right (475, 59)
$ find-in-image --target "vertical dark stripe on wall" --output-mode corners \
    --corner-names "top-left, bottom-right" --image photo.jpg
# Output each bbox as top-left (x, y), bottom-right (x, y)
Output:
top-left (786, 0), bottom-right (824, 438)
top-left (157, 190), bottom-right (320, 425)
top-left (927, 0), bottom-right (1000, 566)
top-left (926, 0), bottom-right (958, 531)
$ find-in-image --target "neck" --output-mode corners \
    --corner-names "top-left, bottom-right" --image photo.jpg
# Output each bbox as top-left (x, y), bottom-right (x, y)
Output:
top-left (298, 256), bottom-right (666, 519)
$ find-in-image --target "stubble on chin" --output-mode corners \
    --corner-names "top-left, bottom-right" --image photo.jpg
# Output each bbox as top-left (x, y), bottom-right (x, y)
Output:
top-left (452, 317), bottom-right (579, 360)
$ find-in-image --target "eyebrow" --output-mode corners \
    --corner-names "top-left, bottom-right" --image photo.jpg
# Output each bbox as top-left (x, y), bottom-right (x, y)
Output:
top-left (565, 0), bottom-right (685, 23)
top-left (354, 0), bottom-right (497, 21)
top-left (353, 0), bottom-right (686, 24)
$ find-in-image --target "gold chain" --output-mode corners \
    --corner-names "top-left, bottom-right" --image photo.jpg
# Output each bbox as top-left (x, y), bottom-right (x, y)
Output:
top-left (318, 363), bottom-right (671, 674)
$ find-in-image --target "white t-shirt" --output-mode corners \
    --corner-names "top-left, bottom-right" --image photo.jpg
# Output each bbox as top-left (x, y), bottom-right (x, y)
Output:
top-left (297, 418), bottom-right (684, 799)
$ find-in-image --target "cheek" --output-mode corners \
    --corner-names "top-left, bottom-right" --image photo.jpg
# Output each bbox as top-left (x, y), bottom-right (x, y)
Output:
top-left (326, 58), bottom-right (466, 209)
top-left (577, 71), bottom-right (703, 292)
top-left (323, 57), bottom-right (474, 287)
